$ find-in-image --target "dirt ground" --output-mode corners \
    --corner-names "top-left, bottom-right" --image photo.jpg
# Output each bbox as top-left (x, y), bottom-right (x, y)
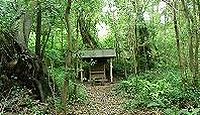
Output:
top-left (66, 83), bottom-right (162, 115)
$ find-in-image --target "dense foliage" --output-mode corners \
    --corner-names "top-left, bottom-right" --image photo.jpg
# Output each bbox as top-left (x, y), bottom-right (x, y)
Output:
top-left (0, 0), bottom-right (200, 114)
top-left (114, 68), bottom-right (200, 114)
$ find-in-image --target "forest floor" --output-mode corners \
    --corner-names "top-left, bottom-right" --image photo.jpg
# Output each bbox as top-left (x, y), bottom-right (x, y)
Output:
top-left (66, 83), bottom-right (162, 115)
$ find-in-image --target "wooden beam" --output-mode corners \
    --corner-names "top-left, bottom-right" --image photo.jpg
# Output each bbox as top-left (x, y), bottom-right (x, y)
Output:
top-left (103, 64), bottom-right (106, 85)
top-left (110, 58), bottom-right (113, 82)
top-left (80, 61), bottom-right (83, 82)
top-left (89, 66), bottom-right (91, 82)
top-left (104, 64), bottom-right (106, 79)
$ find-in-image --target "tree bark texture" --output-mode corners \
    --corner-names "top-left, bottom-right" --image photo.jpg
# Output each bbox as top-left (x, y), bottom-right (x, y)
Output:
top-left (17, 12), bottom-right (32, 48)
top-left (0, 31), bottom-right (51, 102)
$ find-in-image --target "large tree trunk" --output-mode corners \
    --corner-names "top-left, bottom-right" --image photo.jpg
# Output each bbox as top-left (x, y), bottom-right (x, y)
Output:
top-left (0, 31), bottom-right (51, 102)
top-left (78, 14), bottom-right (98, 49)
top-left (17, 12), bottom-right (32, 48)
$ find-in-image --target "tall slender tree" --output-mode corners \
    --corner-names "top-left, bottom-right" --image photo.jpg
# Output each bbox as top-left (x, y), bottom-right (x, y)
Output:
top-left (35, 1), bottom-right (42, 58)
top-left (62, 0), bottom-right (72, 113)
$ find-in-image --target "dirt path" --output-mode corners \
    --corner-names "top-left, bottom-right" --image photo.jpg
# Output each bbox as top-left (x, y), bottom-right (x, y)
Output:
top-left (67, 83), bottom-right (130, 115)
top-left (66, 83), bottom-right (162, 115)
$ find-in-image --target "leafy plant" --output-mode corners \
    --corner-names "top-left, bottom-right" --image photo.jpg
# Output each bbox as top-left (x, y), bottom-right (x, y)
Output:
top-left (114, 68), bottom-right (200, 111)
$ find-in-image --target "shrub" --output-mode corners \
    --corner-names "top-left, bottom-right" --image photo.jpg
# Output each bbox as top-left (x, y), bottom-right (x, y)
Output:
top-left (114, 69), bottom-right (200, 112)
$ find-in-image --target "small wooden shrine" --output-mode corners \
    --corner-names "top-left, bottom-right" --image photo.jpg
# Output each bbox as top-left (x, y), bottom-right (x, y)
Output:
top-left (79, 49), bottom-right (116, 83)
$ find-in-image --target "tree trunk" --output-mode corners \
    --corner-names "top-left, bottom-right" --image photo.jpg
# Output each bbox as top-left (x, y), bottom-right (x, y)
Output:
top-left (17, 12), bottom-right (32, 48)
top-left (35, 2), bottom-right (42, 58)
top-left (192, 0), bottom-right (199, 87)
top-left (0, 31), bottom-right (51, 102)
top-left (173, 0), bottom-right (182, 69)
top-left (197, 0), bottom-right (200, 86)
top-left (181, 0), bottom-right (195, 81)
top-left (41, 26), bottom-right (52, 59)
top-left (181, 0), bottom-right (200, 87)
top-left (62, 0), bottom-right (72, 113)
top-left (172, 0), bottom-right (187, 87)
top-left (78, 14), bottom-right (97, 49)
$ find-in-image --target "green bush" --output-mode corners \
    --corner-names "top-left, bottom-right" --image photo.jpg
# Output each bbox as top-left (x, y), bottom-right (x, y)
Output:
top-left (49, 67), bottom-right (87, 104)
top-left (114, 69), bottom-right (200, 112)
top-left (67, 81), bottom-right (88, 104)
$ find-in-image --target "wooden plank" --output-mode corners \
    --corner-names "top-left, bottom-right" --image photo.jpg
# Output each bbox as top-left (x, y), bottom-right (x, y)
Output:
top-left (103, 64), bottom-right (106, 79)
top-left (89, 67), bottom-right (91, 82)
top-left (80, 62), bottom-right (83, 82)
top-left (91, 71), bottom-right (104, 74)
top-left (110, 58), bottom-right (113, 83)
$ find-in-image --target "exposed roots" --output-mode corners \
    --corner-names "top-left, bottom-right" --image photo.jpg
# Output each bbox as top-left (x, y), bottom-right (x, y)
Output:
top-left (0, 31), bottom-right (51, 101)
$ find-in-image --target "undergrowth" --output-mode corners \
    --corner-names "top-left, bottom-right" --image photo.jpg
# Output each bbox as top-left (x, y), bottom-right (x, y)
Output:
top-left (0, 86), bottom-right (53, 114)
top-left (114, 68), bottom-right (200, 114)
top-left (0, 67), bottom-right (88, 114)
top-left (0, 83), bottom-right (87, 114)
top-left (49, 67), bottom-right (88, 104)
